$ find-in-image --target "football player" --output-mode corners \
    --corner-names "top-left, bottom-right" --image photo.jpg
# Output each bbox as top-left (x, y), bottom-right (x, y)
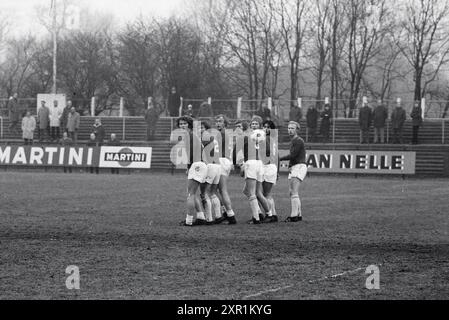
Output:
top-left (279, 121), bottom-right (307, 222)
top-left (241, 115), bottom-right (272, 224)
top-left (213, 114), bottom-right (237, 224)
top-left (260, 120), bottom-right (279, 223)
top-left (199, 120), bottom-right (222, 224)
top-left (174, 116), bottom-right (208, 226)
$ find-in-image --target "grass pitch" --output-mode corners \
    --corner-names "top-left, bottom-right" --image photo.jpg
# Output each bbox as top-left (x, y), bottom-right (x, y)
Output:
top-left (0, 171), bottom-right (448, 299)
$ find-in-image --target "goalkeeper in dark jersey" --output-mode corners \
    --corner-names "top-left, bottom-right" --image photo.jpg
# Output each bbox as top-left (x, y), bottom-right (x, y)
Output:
top-left (279, 121), bottom-right (307, 222)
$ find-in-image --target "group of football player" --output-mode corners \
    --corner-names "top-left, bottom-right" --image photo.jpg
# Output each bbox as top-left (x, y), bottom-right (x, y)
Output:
top-left (173, 114), bottom-right (307, 226)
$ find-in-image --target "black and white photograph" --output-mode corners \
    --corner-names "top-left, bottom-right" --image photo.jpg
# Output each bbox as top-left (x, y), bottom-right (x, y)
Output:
top-left (0, 0), bottom-right (448, 306)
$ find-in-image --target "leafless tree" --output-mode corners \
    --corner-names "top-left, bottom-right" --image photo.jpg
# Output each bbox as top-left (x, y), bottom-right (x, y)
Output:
top-left (277, 0), bottom-right (309, 107)
top-left (344, 0), bottom-right (390, 117)
top-left (0, 36), bottom-right (37, 97)
top-left (117, 18), bottom-right (161, 110)
top-left (329, 0), bottom-right (347, 115)
top-left (308, 0), bottom-right (333, 107)
top-left (208, 0), bottom-right (283, 108)
top-left (395, 0), bottom-right (449, 101)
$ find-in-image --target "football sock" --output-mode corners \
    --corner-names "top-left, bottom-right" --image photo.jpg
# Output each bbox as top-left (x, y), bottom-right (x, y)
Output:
top-left (269, 198), bottom-right (277, 216)
top-left (197, 211), bottom-right (206, 221)
top-left (204, 197), bottom-right (213, 222)
top-left (297, 197), bottom-right (302, 217)
top-left (291, 195), bottom-right (300, 217)
top-left (257, 203), bottom-right (264, 215)
top-left (185, 215), bottom-right (193, 225)
top-left (249, 196), bottom-right (260, 220)
top-left (211, 195), bottom-right (222, 219)
top-left (226, 209), bottom-right (235, 217)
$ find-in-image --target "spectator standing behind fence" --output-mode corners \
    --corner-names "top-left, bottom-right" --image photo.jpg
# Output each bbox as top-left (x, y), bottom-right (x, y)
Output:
top-left (168, 86), bottom-right (181, 117)
top-left (87, 133), bottom-right (99, 174)
top-left (107, 133), bottom-right (121, 174)
top-left (391, 100), bottom-right (406, 144)
top-left (320, 103), bottom-right (332, 143)
top-left (182, 104), bottom-right (194, 118)
top-left (8, 93), bottom-right (21, 135)
top-left (66, 107), bottom-right (80, 144)
top-left (289, 103), bottom-right (302, 124)
top-left (92, 118), bottom-right (105, 145)
top-left (60, 100), bottom-right (72, 134)
top-left (306, 105), bottom-right (319, 143)
top-left (60, 131), bottom-right (73, 145)
top-left (37, 100), bottom-right (50, 142)
top-left (198, 99), bottom-right (213, 118)
top-left (60, 132), bottom-right (73, 173)
top-left (373, 99), bottom-right (388, 144)
top-left (49, 100), bottom-right (62, 142)
top-left (21, 110), bottom-right (36, 145)
top-left (410, 101), bottom-right (423, 145)
top-left (144, 102), bottom-right (159, 141)
top-left (256, 103), bottom-right (271, 122)
top-left (359, 100), bottom-right (372, 144)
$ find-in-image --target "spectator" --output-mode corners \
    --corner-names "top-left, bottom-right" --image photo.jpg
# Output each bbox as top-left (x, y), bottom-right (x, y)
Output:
top-left (59, 131), bottom-right (73, 145)
top-left (92, 118), bottom-right (105, 145)
top-left (87, 133), bottom-right (98, 146)
top-left (22, 110), bottom-right (36, 145)
top-left (144, 102), bottom-right (160, 141)
top-left (168, 86), bottom-right (181, 117)
top-left (107, 133), bottom-right (121, 146)
top-left (198, 100), bottom-right (213, 118)
top-left (60, 100), bottom-right (72, 134)
top-left (86, 133), bottom-right (99, 174)
top-left (320, 103), bottom-right (332, 143)
top-left (37, 100), bottom-right (50, 142)
top-left (59, 132), bottom-right (73, 173)
top-left (8, 93), bottom-right (21, 135)
top-left (66, 107), bottom-right (80, 144)
top-left (107, 133), bottom-right (121, 174)
top-left (49, 100), bottom-right (62, 142)
top-left (234, 120), bottom-right (248, 135)
top-left (373, 99), bottom-right (388, 144)
top-left (359, 99), bottom-right (372, 144)
top-left (289, 103), bottom-right (302, 124)
top-left (183, 104), bottom-right (194, 118)
top-left (410, 101), bottom-right (423, 145)
top-left (256, 103), bottom-right (271, 122)
top-left (391, 99), bottom-right (406, 144)
top-left (306, 104), bottom-right (319, 142)
top-left (233, 120), bottom-right (248, 169)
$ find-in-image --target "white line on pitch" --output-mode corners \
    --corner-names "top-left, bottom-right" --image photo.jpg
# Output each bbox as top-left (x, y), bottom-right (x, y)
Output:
top-left (242, 264), bottom-right (383, 299)
top-left (242, 285), bottom-right (294, 299)
top-left (308, 267), bottom-right (364, 283)
top-left (309, 263), bottom-right (383, 284)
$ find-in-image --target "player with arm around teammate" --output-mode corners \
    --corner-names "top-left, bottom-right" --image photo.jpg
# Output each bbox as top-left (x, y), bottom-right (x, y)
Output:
top-left (242, 116), bottom-right (272, 224)
top-left (260, 120), bottom-right (279, 223)
top-left (213, 114), bottom-right (237, 225)
top-left (279, 121), bottom-right (307, 222)
top-left (199, 120), bottom-right (222, 225)
top-left (174, 116), bottom-right (208, 226)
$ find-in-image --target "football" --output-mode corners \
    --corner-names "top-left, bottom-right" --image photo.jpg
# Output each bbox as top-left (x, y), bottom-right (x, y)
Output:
top-left (250, 129), bottom-right (266, 143)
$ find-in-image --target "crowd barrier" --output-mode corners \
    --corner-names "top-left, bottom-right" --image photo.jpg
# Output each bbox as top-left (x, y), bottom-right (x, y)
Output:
top-left (2, 143), bottom-right (449, 176)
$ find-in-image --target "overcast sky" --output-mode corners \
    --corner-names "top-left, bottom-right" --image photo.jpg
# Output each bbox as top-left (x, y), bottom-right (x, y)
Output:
top-left (0, 0), bottom-right (184, 35)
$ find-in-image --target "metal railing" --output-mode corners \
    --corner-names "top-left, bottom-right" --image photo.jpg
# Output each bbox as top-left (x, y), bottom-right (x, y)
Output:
top-left (0, 114), bottom-right (447, 144)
